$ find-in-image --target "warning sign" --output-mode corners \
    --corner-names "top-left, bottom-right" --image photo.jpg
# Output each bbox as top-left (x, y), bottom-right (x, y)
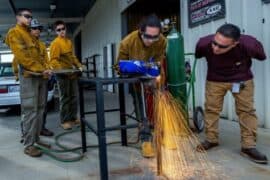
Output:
top-left (188, 0), bottom-right (226, 28)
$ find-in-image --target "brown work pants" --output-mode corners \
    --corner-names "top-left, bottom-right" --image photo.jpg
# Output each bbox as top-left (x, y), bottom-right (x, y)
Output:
top-left (204, 80), bottom-right (257, 148)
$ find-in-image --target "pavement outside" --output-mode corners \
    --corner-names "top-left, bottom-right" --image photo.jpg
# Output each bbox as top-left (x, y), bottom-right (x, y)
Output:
top-left (0, 90), bottom-right (269, 180)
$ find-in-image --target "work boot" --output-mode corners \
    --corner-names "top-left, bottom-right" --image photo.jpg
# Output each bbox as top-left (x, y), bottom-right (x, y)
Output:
top-left (36, 141), bottom-right (51, 149)
top-left (241, 148), bottom-right (268, 164)
top-left (40, 128), bottom-right (54, 137)
top-left (141, 141), bottom-right (155, 158)
top-left (61, 122), bottom-right (73, 130)
top-left (73, 119), bottom-right (81, 125)
top-left (24, 146), bottom-right (42, 157)
top-left (196, 140), bottom-right (219, 152)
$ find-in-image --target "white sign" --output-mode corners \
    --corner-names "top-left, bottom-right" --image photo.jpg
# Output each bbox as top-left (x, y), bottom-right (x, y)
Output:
top-left (206, 4), bottom-right (222, 15)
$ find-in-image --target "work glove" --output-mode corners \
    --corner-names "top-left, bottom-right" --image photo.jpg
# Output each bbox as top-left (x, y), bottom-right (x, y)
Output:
top-left (42, 69), bottom-right (53, 79)
top-left (118, 60), bottom-right (147, 75)
top-left (78, 65), bottom-right (87, 72)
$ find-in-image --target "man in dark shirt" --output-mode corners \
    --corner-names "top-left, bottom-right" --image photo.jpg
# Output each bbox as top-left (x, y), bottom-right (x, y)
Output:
top-left (195, 23), bottom-right (268, 164)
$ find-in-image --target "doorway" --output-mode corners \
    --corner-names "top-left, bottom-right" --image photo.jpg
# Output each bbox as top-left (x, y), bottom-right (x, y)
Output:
top-left (74, 31), bottom-right (82, 62)
top-left (121, 0), bottom-right (180, 36)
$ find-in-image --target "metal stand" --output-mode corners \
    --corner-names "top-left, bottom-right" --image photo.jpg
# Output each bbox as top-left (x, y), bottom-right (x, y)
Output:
top-left (138, 77), bottom-right (155, 139)
top-left (84, 54), bottom-right (100, 78)
top-left (78, 77), bottom-right (144, 180)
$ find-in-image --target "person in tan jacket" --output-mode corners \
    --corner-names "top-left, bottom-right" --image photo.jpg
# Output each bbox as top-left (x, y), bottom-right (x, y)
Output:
top-left (30, 19), bottom-right (54, 137)
top-left (5, 8), bottom-right (52, 157)
top-left (49, 20), bottom-right (83, 130)
top-left (116, 14), bottom-right (166, 158)
top-left (12, 19), bottom-right (54, 137)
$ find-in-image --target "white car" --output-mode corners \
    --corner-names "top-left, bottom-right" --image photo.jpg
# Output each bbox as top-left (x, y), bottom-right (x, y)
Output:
top-left (0, 63), bottom-right (54, 108)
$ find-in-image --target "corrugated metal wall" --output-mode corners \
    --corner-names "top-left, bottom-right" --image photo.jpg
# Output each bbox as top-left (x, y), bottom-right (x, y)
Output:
top-left (181, 0), bottom-right (270, 128)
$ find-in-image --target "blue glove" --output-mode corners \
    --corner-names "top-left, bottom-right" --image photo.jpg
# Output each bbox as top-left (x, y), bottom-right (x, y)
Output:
top-left (146, 58), bottom-right (160, 77)
top-left (147, 64), bottom-right (160, 77)
top-left (119, 60), bottom-right (147, 75)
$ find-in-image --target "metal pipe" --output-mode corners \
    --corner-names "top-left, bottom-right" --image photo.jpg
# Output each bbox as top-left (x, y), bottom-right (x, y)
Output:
top-left (95, 81), bottom-right (108, 180)
top-left (124, 114), bottom-right (139, 121)
top-left (104, 124), bottom-right (139, 132)
top-left (79, 83), bottom-right (87, 153)
top-left (83, 122), bottom-right (98, 135)
top-left (119, 83), bottom-right (128, 146)
top-left (84, 108), bottom-right (120, 115)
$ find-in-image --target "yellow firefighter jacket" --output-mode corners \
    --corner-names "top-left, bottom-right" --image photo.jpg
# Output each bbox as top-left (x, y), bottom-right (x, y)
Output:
top-left (117, 30), bottom-right (167, 63)
top-left (12, 39), bottom-right (50, 79)
top-left (5, 24), bottom-right (47, 77)
top-left (116, 30), bottom-right (167, 85)
top-left (49, 36), bottom-right (82, 70)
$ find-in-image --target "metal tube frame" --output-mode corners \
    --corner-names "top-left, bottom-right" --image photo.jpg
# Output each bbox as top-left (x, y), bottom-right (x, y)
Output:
top-left (78, 77), bottom-right (142, 180)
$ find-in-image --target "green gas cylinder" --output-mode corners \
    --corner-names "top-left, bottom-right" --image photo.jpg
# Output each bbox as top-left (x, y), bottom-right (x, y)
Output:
top-left (166, 27), bottom-right (186, 104)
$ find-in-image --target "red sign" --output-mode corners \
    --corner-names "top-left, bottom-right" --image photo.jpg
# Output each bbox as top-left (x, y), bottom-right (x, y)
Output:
top-left (188, 0), bottom-right (226, 28)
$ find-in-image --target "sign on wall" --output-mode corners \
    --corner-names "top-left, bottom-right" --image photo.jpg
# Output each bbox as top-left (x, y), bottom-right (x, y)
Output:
top-left (188, 0), bottom-right (226, 28)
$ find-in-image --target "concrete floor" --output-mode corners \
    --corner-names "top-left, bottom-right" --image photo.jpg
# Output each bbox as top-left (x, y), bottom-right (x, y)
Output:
top-left (0, 90), bottom-right (270, 180)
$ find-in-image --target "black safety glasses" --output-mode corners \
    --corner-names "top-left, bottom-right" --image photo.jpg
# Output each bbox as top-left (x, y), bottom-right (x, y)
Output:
top-left (31, 27), bottom-right (43, 31)
top-left (56, 27), bottom-right (66, 32)
top-left (20, 14), bottom-right (33, 19)
top-left (142, 33), bottom-right (160, 41)
top-left (212, 40), bottom-right (232, 49)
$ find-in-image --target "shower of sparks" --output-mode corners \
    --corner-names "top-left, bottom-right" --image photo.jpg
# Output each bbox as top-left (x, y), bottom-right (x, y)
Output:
top-left (153, 90), bottom-right (224, 180)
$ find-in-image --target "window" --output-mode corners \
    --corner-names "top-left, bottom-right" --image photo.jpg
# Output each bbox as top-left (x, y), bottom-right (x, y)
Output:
top-left (0, 63), bottom-right (13, 77)
top-left (0, 52), bottom-right (14, 63)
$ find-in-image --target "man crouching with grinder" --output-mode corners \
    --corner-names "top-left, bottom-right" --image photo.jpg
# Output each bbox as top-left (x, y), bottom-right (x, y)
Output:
top-left (115, 14), bottom-right (166, 158)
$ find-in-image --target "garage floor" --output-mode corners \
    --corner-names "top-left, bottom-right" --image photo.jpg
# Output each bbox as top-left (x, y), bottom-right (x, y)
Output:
top-left (0, 90), bottom-right (270, 180)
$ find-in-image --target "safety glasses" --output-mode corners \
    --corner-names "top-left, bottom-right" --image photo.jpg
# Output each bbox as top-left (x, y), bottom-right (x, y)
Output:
top-left (56, 27), bottom-right (66, 32)
top-left (31, 27), bottom-right (43, 31)
top-left (19, 14), bottom-right (33, 19)
top-left (212, 40), bottom-right (232, 49)
top-left (142, 33), bottom-right (160, 41)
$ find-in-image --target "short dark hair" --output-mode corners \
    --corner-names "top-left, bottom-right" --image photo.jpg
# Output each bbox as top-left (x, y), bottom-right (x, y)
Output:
top-left (139, 14), bottom-right (162, 32)
top-left (16, 8), bottom-right (32, 15)
top-left (216, 23), bottom-right (241, 41)
top-left (54, 20), bottom-right (65, 30)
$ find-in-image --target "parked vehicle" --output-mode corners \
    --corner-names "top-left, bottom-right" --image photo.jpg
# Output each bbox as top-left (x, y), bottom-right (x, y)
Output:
top-left (0, 63), bottom-right (54, 108)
